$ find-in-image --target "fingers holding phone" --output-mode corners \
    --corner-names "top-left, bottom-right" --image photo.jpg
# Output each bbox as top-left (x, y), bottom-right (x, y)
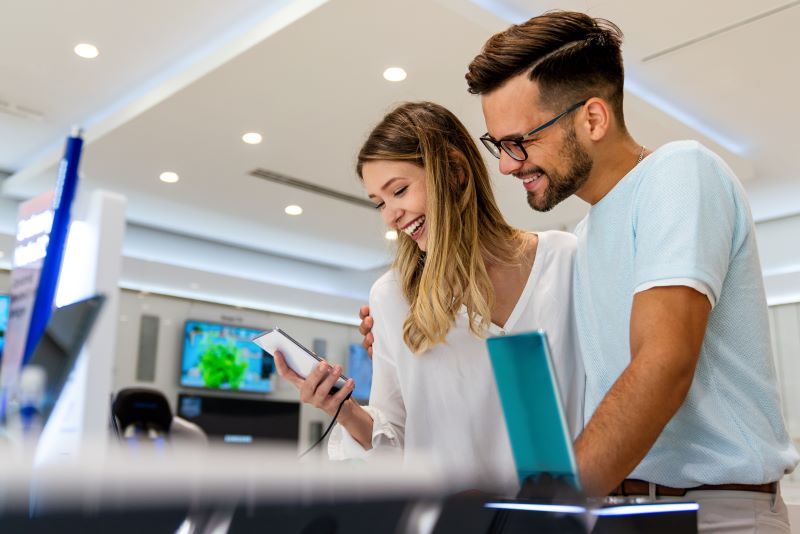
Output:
top-left (254, 329), bottom-right (356, 417)
top-left (275, 350), bottom-right (354, 417)
top-left (309, 362), bottom-right (354, 416)
top-left (273, 350), bottom-right (304, 387)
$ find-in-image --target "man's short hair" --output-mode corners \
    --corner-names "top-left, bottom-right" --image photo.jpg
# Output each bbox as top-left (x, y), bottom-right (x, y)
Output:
top-left (466, 11), bottom-right (626, 126)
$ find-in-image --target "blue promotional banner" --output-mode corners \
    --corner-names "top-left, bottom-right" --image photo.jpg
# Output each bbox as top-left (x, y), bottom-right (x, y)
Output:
top-left (22, 130), bottom-right (84, 365)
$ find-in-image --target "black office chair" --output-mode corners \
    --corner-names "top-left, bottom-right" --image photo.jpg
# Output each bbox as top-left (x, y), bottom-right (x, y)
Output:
top-left (112, 387), bottom-right (207, 446)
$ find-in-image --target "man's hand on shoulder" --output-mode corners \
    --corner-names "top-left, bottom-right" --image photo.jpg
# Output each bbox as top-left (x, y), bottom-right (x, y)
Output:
top-left (358, 305), bottom-right (374, 358)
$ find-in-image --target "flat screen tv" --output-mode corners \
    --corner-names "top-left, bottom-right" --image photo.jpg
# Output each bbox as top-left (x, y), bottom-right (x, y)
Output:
top-left (0, 294), bottom-right (10, 358)
top-left (180, 320), bottom-right (273, 393)
top-left (177, 393), bottom-right (299, 445)
top-left (348, 343), bottom-right (372, 402)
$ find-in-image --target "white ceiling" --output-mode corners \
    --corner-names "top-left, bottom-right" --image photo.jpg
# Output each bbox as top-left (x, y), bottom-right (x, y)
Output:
top-left (2, 0), bottom-right (799, 277)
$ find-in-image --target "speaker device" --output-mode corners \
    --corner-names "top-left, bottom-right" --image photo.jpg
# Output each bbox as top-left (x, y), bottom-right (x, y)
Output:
top-left (136, 314), bottom-right (159, 382)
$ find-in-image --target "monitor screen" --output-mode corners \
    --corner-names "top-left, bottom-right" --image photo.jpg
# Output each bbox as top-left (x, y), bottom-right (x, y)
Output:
top-left (177, 393), bottom-right (299, 445)
top-left (347, 343), bottom-right (372, 402)
top-left (25, 295), bottom-right (105, 424)
top-left (0, 295), bottom-right (9, 358)
top-left (180, 320), bottom-right (273, 393)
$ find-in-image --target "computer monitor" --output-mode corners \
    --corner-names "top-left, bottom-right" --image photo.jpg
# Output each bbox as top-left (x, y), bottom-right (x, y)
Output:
top-left (0, 295), bottom-right (10, 358)
top-left (347, 343), bottom-right (372, 402)
top-left (24, 294), bottom-right (105, 425)
top-left (176, 393), bottom-right (299, 445)
top-left (180, 320), bottom-right (273, 393)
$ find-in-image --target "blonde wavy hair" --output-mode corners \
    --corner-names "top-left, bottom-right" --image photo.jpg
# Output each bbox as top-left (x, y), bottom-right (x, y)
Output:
top-left (357, 102), bottom-right (524, 354)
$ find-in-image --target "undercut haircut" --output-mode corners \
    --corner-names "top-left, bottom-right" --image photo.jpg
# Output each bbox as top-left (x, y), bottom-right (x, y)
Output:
top-left (466, 11), bottom-right (626, 127)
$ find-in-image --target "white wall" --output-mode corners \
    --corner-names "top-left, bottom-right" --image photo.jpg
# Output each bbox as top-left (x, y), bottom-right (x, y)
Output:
top-left (112, 288), bottom-right (363, 452)
top-left (769, 302), bottom-right (800, 482)
top-left (0, 268), bottom-right (363, 452)
top-left (756, 213), bottom-right (800, 306)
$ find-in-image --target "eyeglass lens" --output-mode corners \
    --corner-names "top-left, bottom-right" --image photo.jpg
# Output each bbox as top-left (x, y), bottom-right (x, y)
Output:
top-left (499, 140), bottom-right (526, 160)
top-left (481, 138), bottom-right (526, 161)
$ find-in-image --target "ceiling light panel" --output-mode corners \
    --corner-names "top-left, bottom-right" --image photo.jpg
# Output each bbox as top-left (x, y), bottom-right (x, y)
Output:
top-left (74, 43), bottom-right (99, 59)
top-left (242, 132), bottom-right (262, 144)
top-left (159, 171), bottom-right (179, 183)
top-left (382, 67), bottom-right (407, 82)
top-left (285, 204), bottom-right (303, 216)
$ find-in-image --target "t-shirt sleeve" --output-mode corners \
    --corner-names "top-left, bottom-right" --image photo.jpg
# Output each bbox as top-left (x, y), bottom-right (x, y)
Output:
top-left (632, 144), bottom-right (737, 306)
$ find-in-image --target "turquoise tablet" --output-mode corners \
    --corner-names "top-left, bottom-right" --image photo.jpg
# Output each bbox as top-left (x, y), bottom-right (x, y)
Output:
top-left (486, 330), bottom-right (580, 488)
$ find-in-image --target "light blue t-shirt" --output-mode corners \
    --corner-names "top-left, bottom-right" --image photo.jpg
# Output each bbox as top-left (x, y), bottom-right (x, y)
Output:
top-left (573, 140), bottom-right (799, 486)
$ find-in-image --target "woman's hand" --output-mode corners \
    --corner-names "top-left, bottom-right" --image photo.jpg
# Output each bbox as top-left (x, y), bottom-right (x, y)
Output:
top-left (273, 350), bottom-right (355, 417)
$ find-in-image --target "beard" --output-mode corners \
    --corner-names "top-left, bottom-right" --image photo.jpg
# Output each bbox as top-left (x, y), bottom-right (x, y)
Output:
top-left (524, 127), bottom-right (593, 212)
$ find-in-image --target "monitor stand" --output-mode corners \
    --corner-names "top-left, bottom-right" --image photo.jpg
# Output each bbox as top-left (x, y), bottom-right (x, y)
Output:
top-left (517, 473), bottom-right (584, 503)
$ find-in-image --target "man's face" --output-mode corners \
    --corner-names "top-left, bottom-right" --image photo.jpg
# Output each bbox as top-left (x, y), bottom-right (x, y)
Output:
top-left (481, 75), bottom-right (593, 212)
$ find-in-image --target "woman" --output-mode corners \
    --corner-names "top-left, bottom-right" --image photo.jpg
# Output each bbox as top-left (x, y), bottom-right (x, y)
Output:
top-left (275, 101), bottom-right (583, 493)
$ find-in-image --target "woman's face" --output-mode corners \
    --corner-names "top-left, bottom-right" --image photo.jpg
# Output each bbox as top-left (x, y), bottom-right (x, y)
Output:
top-left (362, 160), bottom-right (429, 252)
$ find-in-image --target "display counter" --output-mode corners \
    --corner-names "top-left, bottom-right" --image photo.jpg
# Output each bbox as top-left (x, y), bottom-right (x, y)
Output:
top-left (0, 442), bottom-right (706, 533)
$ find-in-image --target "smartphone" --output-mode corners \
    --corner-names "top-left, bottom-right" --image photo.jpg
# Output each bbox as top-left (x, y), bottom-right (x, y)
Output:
top-left (252, 328), bottom-right (349, 392)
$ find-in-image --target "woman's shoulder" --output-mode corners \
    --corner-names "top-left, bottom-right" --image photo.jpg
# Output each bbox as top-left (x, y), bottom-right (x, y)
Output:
top-left (368, 270), bottom-right (410, 336)
top-left (369, 269), bottom-right (405, 307)
top-left (535, 230), bottom-right (577, 257)
top-left (530, 230), bottom-right (576, 287)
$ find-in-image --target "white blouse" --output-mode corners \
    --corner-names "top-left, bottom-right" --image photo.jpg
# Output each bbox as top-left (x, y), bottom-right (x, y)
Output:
top-left (329, 231), bottom-right (585, 494)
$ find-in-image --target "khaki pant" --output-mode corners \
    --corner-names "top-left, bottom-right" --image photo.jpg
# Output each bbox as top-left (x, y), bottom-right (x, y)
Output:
top-left (657, 487), bottom-right (790, 534)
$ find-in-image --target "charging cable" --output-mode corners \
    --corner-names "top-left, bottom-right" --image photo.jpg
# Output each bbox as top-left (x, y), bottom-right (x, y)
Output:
top-left (298, 394), bottom-right (350, 459)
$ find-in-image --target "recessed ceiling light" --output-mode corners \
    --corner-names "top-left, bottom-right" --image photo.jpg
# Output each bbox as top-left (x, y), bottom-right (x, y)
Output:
top-left (385, 230), bottom-right (398, 240)
top-left (242, 132), bottom-right (262, 145)
top-left (383, 67), bottom-right (407, 82)
top-left (285, 205), bottom-right (303, 216)
top-left (159, 171), bottom-right (179, 183)
top-left (74, 43), bottom-right (99, 59)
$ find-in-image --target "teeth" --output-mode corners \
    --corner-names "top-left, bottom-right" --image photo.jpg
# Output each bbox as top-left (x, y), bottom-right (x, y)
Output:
top-left (403, 216), bottom-right (425, 236)
top-left (523, 172), bottom-right (543, 184)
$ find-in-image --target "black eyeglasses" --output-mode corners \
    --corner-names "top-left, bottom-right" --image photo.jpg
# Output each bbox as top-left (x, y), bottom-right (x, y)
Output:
top-left (480, 100), bottom-right (587, 161)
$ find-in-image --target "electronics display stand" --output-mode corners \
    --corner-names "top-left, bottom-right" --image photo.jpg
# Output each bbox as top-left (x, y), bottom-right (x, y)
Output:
top-left (34, 190), bottom-right (126, 467)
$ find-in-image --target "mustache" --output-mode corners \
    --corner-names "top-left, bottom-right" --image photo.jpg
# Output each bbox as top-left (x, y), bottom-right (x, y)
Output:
top-left (513, 166), bottom-right (545, 179)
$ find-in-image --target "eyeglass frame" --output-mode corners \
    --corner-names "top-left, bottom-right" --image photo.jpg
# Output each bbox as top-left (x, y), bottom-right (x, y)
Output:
top-left (479, 99), bottom-right (588, 161)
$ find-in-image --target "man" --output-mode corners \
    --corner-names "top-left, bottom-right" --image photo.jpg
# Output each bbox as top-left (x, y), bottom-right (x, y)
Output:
top-left (361, 10), bottom-right (798, 533)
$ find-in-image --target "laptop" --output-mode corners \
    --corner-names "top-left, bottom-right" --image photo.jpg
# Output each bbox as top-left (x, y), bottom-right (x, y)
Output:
top-left (486, 330), bottom-right (580, 489)
top-left (24, 294), bottom-right (105, 425)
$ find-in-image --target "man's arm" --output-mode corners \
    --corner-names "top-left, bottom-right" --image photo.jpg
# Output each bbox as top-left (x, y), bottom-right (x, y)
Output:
top-left (573, 285), bottom-right (711, 495)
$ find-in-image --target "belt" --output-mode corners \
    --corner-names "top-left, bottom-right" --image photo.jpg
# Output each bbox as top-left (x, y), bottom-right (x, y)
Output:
top-left (609, 479), bottom-right (778, 498)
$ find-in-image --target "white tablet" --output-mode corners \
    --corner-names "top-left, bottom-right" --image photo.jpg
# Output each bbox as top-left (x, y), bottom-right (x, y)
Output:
top-left (252, 328), bottom-right (348, 391)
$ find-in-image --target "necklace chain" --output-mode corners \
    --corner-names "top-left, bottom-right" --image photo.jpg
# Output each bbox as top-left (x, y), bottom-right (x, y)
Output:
top-left (637, 145), bottom-right (646, 164)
